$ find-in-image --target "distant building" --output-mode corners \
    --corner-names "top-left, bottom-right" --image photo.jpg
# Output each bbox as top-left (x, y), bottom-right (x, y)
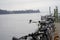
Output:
top-left (54, 6), bottom-right (60, 22)
top-left (54, 6), bottom-right (58, 22)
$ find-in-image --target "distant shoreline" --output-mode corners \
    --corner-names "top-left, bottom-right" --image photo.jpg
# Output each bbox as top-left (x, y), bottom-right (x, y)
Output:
top-left (0, 9), bottom-right (40, 14)
top-left (0, 13), bottom-right (40, 15)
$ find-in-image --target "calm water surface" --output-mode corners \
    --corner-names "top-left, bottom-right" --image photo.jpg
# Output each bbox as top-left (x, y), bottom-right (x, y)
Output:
top-left (0, 13), bottom-right (49, 40)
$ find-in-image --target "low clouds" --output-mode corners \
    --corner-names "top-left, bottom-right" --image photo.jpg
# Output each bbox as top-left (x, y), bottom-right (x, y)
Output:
top-left (0, 0), bottom-right (60, 12)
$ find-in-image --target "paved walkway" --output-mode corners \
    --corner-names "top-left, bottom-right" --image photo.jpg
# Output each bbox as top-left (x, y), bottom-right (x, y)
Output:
top-left (54, 23), bottom-right (60, 40)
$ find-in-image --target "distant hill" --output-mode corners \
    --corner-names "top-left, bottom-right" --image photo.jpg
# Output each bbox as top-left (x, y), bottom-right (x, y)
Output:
top-left (0, 9), bottom-right (40, 14)
top-left (0, 9), bottom-right (10, 14)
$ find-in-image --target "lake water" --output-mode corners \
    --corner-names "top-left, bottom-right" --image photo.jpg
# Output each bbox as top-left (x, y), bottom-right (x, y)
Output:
top-left (0, 13), bottom-right (49, 40)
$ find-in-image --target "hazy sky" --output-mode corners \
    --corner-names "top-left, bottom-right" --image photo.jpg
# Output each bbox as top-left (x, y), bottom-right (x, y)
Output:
top-left (0, 0), bottom-right (60, 12)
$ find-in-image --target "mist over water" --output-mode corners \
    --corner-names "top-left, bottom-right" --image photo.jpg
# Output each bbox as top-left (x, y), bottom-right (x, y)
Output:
top-left (0, 13), bottom-right (49, 40)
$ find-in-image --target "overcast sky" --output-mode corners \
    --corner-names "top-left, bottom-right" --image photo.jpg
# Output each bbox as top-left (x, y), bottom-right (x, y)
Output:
top-left (0, 0), bottom-right (60, 12)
